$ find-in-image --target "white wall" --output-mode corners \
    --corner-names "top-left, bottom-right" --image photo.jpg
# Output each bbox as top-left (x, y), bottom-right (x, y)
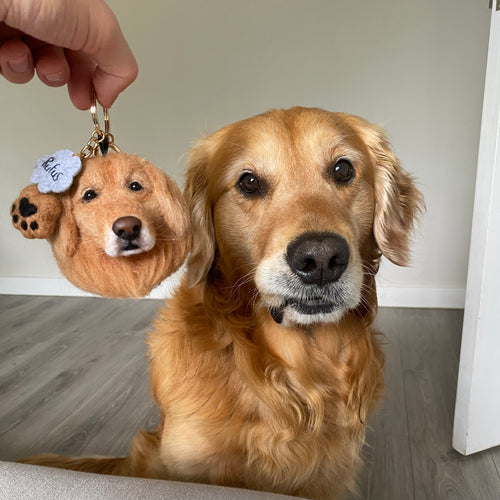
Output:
top-left (0, 0), bottom-right (491, 306)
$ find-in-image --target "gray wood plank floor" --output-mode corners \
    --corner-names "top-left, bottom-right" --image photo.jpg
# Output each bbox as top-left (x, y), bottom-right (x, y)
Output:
top-left (1, 295), bottom-right (500, 499)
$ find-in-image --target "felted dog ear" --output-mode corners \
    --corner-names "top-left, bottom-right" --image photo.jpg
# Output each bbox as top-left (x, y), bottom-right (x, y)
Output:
top-left (11, 185), bottom-right (62, 240)
top-left (358, 123), bottom-right (424, 266)
top-left (184, 137), bottom-right (217, 287)
top-left (144, 161), bottom-right (191, 240)
top-left (55, 196), bottom-right (81, 260)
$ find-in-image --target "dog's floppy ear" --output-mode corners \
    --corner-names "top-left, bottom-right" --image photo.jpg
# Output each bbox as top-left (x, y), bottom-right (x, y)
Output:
top-left (184, 137), bottom-right (217, 287)
top-left (56, 196), bottom-right (81, 259)
top-left (11, 185), bottom-right (62, 239)
top-left (360, 124), bottom-right (424, 266)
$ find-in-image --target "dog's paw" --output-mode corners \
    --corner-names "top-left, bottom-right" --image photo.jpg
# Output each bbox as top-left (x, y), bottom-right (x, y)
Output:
top-left (11, 185), bottom-right (62, 239)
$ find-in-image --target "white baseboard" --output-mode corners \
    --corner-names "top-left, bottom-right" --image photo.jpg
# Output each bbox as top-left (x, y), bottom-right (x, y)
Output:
top-left (0, 267), bottom-right (186, 301)
top-left (0, 276), bottom-right (465, 309)
top-left (376, 284), bottom-right (465, 309)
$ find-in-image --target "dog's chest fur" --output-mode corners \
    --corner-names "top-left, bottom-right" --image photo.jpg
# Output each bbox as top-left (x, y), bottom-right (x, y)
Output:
top-left (148, 284), bottom-right (383, 499)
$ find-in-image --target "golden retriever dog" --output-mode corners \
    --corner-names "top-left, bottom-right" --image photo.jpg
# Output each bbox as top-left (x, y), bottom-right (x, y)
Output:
top-left (11, 153), bottom-right (191, 297)
top-left (21, 108), bottom-right (423, 499)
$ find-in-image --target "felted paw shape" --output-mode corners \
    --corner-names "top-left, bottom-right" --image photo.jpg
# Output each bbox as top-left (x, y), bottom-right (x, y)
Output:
top-left (11, 185), bottom-right (62, 239)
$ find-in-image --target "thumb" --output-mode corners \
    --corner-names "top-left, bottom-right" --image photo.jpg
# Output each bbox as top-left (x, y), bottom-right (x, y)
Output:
top-left (77, 3), bottom-right (138, 107)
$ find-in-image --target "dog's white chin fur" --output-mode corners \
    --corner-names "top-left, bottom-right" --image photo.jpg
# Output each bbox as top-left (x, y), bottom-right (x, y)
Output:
top-left (255, 254), bottom-right (363, 327)
top-left (104, 228), bottom-right (156, 258)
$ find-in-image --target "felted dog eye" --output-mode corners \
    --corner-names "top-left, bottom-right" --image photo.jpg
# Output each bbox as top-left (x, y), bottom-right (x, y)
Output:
top-left (238, 172), bottom-right (265, 197)
top-left (82, 189), bottom-right (98, 202)
top-left (330, 159), bottom-right (355, 184)
top-left (129, 181), bottom-right (143, 191)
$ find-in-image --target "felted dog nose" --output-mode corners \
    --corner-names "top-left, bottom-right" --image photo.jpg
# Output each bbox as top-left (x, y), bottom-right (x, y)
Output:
top-left (286, 231), bottom-right (350, 285)
top-left (112, 216), bottom-right (142, 241)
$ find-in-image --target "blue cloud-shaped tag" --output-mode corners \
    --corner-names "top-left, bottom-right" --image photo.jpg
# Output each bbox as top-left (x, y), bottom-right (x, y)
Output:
top-left (30, 149), bottom-right (82, 194)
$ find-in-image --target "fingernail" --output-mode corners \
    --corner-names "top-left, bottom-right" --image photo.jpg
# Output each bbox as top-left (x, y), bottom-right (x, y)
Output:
top-left (8, 55), bottom-right (29, 73)
top-left (45, 72), bottom-right (65, 83)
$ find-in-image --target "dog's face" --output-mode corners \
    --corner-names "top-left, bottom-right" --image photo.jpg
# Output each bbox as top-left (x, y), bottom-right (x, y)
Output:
top-left (65, 153), bottom-right (187, 258)
top-left (46, 152), bottom-right (190, 298)
top-left (185, 108), bottom-right (423, 326)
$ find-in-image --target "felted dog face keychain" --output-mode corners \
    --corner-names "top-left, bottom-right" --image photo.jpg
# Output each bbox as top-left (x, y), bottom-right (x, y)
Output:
top-left (11, 94), bottom-right (191, 298)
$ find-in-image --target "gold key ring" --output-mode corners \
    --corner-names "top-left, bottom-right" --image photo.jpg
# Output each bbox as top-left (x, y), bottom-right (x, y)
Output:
top-left (79, 89), bottom-right (120, 159)
top-left (90, 88), bottom-right (110, 135)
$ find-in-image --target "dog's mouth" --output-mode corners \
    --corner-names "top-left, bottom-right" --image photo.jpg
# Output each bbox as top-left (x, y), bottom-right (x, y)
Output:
top-left (269, 298), bottom-right (336, 324)
top-left (288, 297), bottom-right (336, 314)
top-left (112, 240), bottom-right (151, 257)
top-left (121, 243), bottom-right (141, 253)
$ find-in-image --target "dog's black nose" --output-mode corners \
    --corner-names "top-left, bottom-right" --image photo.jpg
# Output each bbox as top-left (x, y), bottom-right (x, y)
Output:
top-left (286, 232), bottom-right (350, 285)
top-left (112, 216), bottom-right (142, 241)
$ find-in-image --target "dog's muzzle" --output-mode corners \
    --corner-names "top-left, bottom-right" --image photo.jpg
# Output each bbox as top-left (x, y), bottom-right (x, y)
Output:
top-left (105, 216), bottom-right (155, 257)
top-left (112, 216), bottom-right (143, 252)
top-left (256, 231), bottom-right (361, 326)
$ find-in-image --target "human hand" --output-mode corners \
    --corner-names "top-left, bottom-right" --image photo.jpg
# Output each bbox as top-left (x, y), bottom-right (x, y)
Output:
top-left (0, 0), bottom-right (138, 109)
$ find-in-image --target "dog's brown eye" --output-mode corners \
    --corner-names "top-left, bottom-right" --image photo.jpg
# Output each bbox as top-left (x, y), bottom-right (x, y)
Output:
top-left (238, 172), bottom-right (264, 197)
top-left (330, 159), bottom-right (355, 184)
top-left (129, 181), bottom-right (143, 191)
top-left (83, 189), bottom-right (98, 202)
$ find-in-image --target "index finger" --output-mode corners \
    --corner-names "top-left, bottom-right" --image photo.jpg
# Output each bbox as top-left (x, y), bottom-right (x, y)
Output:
top-left (1, 1), bottom-right (138, 107)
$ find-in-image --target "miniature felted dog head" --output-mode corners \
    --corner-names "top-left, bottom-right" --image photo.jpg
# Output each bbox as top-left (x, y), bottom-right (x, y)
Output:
top-left (11, 152), bottom-right (191, 298)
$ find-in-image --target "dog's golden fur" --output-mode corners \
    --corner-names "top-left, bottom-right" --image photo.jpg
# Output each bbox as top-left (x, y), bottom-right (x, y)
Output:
top-left (21, 108), bottom-right (423, 499)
